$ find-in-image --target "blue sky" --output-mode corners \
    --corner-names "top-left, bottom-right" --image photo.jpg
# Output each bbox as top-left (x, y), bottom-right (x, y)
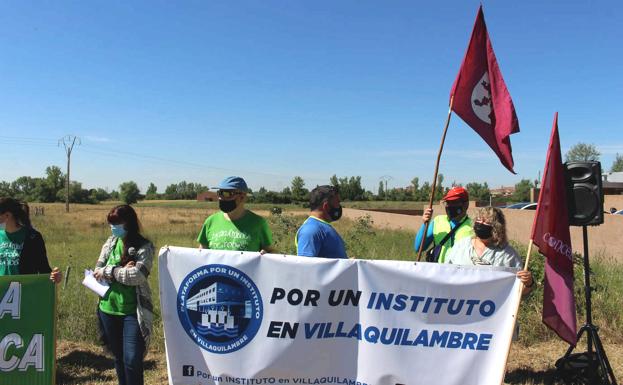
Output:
top-left (1, 1), bottom-right (621, 193)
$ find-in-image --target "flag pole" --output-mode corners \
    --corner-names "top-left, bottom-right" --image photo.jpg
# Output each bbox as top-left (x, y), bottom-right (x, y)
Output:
top-left (417, 95), bottom-right (454, 261)
top-left (523, 239), bottom-right (533, 270)
top-left (497, 238), bottom-right (534, 385)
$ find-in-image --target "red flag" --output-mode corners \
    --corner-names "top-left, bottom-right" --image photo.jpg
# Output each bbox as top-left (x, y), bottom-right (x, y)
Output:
top-left (450, 6), bottom-right (520, 173)
top-left (531, 112), bottom-right (577, 345)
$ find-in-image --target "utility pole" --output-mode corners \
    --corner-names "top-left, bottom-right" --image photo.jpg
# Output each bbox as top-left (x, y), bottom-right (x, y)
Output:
top-left (379, 175), bottom-right (393, 202)
top-left (59, 135), bottom-right (81, 213)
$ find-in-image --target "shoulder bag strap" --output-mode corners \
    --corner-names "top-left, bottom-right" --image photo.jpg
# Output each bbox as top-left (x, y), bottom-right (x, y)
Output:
top-left (436, 217), bottom-right (468, 247)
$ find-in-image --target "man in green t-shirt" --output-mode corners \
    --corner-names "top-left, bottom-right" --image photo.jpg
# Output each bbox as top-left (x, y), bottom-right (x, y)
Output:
top-left (197, 176), bottom-right (274, 253)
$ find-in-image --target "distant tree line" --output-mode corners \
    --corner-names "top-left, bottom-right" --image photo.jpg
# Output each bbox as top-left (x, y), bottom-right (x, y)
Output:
top-left (0, 166), bottom-right (114, 204)
top-left (2, 166), bottom-right (538, 206)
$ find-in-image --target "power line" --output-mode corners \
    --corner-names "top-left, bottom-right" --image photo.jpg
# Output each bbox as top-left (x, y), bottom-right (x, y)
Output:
top-left (1, 134), bottom-right (331, 186)
top-left (0, 135), bottom-right (57, 147)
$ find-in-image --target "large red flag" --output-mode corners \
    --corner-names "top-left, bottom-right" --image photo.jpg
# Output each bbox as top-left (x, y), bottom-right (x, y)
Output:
top-left (531, 112), bottom-right (577, 345)
top-left (450, 6), bottom-right (520, 173)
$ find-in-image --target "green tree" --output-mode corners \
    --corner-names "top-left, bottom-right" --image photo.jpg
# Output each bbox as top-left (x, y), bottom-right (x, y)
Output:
top-left (410, 177), bottom-right (420, 201)
top-left (45, 166), bottom-right (64, 193)
top-left (251, 187), bottom-right (268, 203)
top-left (465, 182), bottom-right (490, 202)
top-left (55, 181), bottom-right (94, 203)
top-left (419, 182), bottom-right (431, 202)
top-left (281, 186), bottom-right (292, 200)
top-left (513, 179), bottom-right (534, 202)
top-left (146, 183), bottom-right (157, 195)
top-left (434, 174), bottom-right (445, 201)
top-left (611, 153), bottom-right (623, 172)
top-left (32, 178), bottom-right (55, 202)
top-left (565, 143), bottom-right (600, 162)
top-left (347, 176), bottom-right (365, 201)
top-left (290, 176), bottom-right (307, 202)
top-left (11, 176), bottom-right (38, 201)
top-left (163, 181), bottom-right (207, 200)
top-left (90, 188), bottom-right (111, 202)
top-left (164, 183), bottom-right (178, 199)
top-left (377, 181), bottom-right (384, 200)
top-left (145, 183), bottom-right (158, 200)
top-left (119, 181), bottom-right (140, 204)
top-left (0, 181), bottom-right (13, 197)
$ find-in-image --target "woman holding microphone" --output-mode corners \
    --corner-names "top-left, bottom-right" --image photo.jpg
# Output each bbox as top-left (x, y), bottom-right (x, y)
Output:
top-left (94, 204), bottom-right (154, 385)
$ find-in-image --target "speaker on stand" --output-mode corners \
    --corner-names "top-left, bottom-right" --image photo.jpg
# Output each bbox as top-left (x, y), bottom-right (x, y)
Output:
top-left (565, 162), bottom-right (604, 226)
top-left (555, 161), bottom-right (617, 385)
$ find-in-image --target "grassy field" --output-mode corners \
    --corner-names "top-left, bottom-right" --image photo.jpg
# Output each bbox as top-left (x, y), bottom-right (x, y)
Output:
top-left (28, 201), bottom-right (622, 384)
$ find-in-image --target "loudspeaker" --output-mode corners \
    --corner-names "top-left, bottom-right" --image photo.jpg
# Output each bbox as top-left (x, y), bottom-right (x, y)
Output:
top-left (564, 161), bottom-right (604, 226)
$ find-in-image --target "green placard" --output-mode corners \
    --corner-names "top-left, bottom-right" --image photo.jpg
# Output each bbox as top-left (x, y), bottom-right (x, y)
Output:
top-left (0, 274), bottom-right (56, 385)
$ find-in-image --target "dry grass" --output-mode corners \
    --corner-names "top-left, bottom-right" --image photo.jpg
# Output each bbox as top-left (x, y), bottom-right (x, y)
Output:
top-left (55, 340), bottom-right (622, 385)
top-left (56, 341), bottom-right (168, 385)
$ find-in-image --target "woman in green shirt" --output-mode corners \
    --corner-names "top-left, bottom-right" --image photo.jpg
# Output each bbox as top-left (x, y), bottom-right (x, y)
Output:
top-left (94, 205), bottom-right (154, 385)
top-left (0, 197), bottom-right (61, 282)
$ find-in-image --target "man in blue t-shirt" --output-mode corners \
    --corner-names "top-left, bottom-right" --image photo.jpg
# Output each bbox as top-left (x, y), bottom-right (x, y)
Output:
top-left (296, 185), bottom-right (347, 259)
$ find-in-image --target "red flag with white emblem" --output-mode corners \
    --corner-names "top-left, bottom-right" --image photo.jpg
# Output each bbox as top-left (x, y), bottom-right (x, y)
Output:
top-left (531, 112), bottom-right (577, 345)
top-left (450, 6), bottom-right (519, 173)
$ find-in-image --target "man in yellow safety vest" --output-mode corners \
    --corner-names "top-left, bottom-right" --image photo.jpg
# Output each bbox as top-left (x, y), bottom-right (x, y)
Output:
top-left (414, 186), bottom-right (474, 263)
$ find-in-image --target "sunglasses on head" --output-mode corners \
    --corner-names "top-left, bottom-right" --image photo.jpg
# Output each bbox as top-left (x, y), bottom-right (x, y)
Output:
top-left (217, 190), bottom-right (242, 199)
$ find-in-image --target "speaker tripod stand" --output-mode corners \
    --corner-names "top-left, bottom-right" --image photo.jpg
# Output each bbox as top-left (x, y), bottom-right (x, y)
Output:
top-left (555, 225), bottom-right (617, 385)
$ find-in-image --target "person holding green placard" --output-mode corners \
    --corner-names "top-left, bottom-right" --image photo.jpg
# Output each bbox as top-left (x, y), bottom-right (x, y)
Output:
top-left (94, 204), bottom-right (154, 385)
top-left (0, 197), bottom-right (61, 282)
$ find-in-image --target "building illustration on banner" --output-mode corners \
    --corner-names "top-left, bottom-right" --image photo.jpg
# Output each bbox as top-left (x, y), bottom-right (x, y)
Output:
top-left (185, 282), bottom-right (252, 338)
top-left (177, 264), bottom-right (263, 354)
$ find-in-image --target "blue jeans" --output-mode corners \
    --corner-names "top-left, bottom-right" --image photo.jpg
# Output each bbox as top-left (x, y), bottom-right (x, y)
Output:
top-left (98, 310), bottom-right (145, 385)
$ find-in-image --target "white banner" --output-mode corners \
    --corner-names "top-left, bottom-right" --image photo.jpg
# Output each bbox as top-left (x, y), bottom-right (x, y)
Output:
top-left (159, 247), bottom-right (522, 385)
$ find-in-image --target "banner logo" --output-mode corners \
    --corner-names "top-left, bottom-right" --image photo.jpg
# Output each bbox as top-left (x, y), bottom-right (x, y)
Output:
top-left (177, 264), bottom-right (263, 354)
top-left (471, 72), bottom-right (492, 124)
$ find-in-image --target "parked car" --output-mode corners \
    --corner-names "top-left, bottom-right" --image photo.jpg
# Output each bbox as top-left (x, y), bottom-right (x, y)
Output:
top-left (520, 203), bottom-right (538, 210)
top-left (505, 202), bottom-right (531, 209)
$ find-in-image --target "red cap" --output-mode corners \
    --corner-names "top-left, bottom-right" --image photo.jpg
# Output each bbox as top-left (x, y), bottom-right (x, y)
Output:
top-left (443, 186), bottom-right (469, 202)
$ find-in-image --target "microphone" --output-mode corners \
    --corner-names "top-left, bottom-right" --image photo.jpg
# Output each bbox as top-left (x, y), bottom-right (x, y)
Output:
top-left (128, 247), bottom-right (137, 264)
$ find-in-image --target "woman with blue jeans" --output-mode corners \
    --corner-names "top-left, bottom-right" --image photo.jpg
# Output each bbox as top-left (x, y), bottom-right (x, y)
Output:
top-left (94, 205), bottom-right (154, 385)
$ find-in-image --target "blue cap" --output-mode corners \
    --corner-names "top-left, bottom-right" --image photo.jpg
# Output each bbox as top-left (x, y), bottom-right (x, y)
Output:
top-left (215, 176), bottom-right (248, 191)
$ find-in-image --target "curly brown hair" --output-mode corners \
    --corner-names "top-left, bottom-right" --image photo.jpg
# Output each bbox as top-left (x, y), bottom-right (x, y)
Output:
top-left (474, 207), bottom-right (508, 248)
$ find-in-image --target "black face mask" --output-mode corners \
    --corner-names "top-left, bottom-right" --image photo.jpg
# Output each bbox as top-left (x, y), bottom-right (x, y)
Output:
top-left (474, 222), bottom-right (494, 239)
top-left (219, 199), bottom-right (237, 213)
top-left (329, 205), bottom-right (343, 222)
top-left (445, 205), bottom-right (463, 220)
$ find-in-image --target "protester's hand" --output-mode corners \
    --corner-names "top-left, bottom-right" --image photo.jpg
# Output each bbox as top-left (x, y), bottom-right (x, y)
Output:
top-left (517, 270), bottom-right (534, 294)
top-left (50, 267), bottom-right (62, 284)
top-left (422, 208), bottom-right (433, 223)
top-left (260, 246), bottom-right (275, 255)
top-left (93, 268), bottom-right (105, 281)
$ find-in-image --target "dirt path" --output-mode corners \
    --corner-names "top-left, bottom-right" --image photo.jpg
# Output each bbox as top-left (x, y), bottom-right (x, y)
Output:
top-left (342, 208), bottom-right (420, 232)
